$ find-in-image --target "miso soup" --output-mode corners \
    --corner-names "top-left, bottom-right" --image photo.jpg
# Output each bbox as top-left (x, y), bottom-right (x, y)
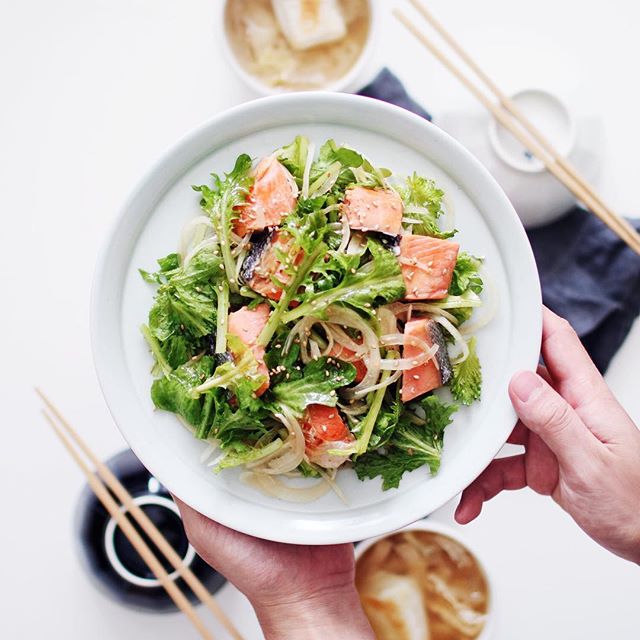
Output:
top-left (356, 530), bottom-right (490, 640)
top-left (224, 0), bottom-right (371, 90)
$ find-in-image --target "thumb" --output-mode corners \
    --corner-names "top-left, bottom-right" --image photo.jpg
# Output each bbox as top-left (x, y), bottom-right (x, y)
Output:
top-left (509, 371), bottom-right (601, 468)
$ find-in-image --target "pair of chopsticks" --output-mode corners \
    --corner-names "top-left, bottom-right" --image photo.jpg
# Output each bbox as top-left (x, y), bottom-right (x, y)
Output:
top-left (394, 0), bottom-right (640, 256)
top-left (37, 390), bottom-right (244, 640)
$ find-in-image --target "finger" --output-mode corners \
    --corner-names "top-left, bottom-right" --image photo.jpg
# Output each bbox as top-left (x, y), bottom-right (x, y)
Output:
top-left (509, 370), bottom-right (601, 468)
top-left (455, 455), bottom-right (526, 524)
top-left (506, 366), bottom-right (553, 446)
top-left (541, 307), bottom-right (610, 408)
top-left (536, 364), bottom-right (552, 384)
top-left (507, 421), bottom-right (528, 445)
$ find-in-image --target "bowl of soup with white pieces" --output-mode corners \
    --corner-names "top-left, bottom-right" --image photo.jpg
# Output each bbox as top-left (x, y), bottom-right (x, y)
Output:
top-left (356, 522), bottom-right (494, 640)
top-left (221, 0), bottom-right (375, 93)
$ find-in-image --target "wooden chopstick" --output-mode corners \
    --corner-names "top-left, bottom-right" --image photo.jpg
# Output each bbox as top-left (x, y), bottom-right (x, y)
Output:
top-left (406, 0), bottom-right (640, 254)
top-left (41, 408), bottom-right (215, 640)
top-left (395, 4), bottom-right (640, 256)
top-left (36, 390), bottom-right (244, 640)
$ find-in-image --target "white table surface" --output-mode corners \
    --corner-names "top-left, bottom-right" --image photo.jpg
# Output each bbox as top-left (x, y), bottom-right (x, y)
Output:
top-left (1, 0), bottom-right (638, 638)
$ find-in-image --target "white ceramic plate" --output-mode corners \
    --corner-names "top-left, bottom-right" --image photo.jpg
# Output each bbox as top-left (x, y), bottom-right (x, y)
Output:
top-left (91, 93), bottom-right (541, 545)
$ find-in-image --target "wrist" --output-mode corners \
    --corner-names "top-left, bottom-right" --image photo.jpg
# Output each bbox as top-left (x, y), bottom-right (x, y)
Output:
top-left (254, 586), bottom-right (374, 640)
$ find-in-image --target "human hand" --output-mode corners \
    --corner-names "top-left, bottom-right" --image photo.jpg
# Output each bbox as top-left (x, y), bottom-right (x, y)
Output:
top-left (455, 307), bottom-right (640, 564)
top-left (175, 498), bottom-right (374, 640)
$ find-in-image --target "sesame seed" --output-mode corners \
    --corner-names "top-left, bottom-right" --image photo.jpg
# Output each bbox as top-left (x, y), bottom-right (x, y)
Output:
top-left (413, 374), bottom-right (420, 380)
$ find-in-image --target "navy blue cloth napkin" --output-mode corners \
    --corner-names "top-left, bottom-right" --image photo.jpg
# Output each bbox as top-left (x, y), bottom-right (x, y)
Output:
top-left (358, 68), bottom-right (640, 372)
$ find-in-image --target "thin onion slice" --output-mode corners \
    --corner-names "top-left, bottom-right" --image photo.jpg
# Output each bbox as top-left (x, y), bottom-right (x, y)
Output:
top-left (434, 316), bottom-right (469, 365)
top-left (379, 333), bottom-right (439, 371)
top-left (301, 141), bottom-right (315, 200)
top-left (460, 267), bottom-right (497, 336)
top-left (179, 215), bottom-right (215, 257)
top-left (241, 471), bottom-right (331, 503)
top-left (337, 213), bottom-right (351, 254)
top-left (352, 369), bottom-right (402, 399)
top-left (386, 302), bottom-right (458, 325)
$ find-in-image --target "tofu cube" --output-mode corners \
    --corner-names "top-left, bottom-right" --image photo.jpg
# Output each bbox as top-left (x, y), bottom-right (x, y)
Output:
top-left (272, 0), bottom-right (347, 50)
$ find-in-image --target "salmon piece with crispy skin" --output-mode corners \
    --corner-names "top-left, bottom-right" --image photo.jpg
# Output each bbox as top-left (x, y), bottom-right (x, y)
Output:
top-left (401, 318), bottom-right (452, 402)
top-left (239, 229), bottom-right (303, 301)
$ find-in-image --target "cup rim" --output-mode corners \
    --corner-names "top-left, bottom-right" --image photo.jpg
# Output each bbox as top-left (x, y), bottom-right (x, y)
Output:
top-left (488, 86), bottom-right (576, 174)
top-left (217, 0), bottom-right (379, 96)
top-left (103, 494), bottom-right (196, 589)
top-left (355, 519), bottom-right (496, 640)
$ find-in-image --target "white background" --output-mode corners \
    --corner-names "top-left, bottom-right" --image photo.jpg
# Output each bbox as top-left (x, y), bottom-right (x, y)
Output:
top-left (1, 0), bottom-right (639, 638)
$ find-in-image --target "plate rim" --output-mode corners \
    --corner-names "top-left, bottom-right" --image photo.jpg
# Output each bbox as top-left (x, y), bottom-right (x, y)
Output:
top-left (91, 92), bottom-right (542, 544)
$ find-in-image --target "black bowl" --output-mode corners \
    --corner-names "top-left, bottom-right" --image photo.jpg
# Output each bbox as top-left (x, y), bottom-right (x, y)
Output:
top-left (74, 449), bottom-right (226, 612)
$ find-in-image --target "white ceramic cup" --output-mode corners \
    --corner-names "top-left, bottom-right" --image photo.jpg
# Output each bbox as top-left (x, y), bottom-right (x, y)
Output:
top-left (488, 87), bottom-right (576, 174)
top-left (217, 0), bottom-right (380, 96)
top-left (355, 520), bottom-right (496, 639)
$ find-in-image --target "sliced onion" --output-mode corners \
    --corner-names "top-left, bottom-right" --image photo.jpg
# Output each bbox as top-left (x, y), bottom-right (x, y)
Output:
top-left (301, 141), bottom-right (315, 200)
top-left (377, 306), bottom-right (398, 335)
top-left (318, 322), bottom-right (335, 356)
top-left (179, 215), bottom-right (215, 257)
top-left (379, 333), bottom-right (439, 370)
top-left (325, 324), bottom-right (365, 355)
top-left (199, 441), bottom-right (219, 464)
top-left (309, 161), bottom-right (341, 197)
top-left (387, 302), bottom-right (458, 325)
top-left (241, 472), bottom-right (331, 503)
top-left (352, 369), bottom-right (402, 399)
top-left (337, 213), bottom-right (351, 254)
top-left (326, 307), bottom-right (381, 396)
top-left (309, 339), bottom-right (322, 360)
top-left (346, 231), bottom-right (367, 256)
top-left (460, 267), bottom-right (497, 336)
top-left (183, 236), bottom-right (218, 269)
top-left (316, 467), bottom-right (348, 505)
top-left (441, 191), bottom-right (456, 234)
top-left (249, 407), bottom-right (305, 475)
top-left (434, 315), bottom-right (469, 365)
top-left (338, 400), bottom-right (369, 416)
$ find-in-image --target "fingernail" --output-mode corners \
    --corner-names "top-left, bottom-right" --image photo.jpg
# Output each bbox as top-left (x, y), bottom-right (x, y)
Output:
top-left (511, 371), bottom-right (542, 402)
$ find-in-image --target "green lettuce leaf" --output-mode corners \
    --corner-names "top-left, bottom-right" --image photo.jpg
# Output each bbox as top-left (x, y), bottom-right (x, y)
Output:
top-left (150, 356), bottom-right (215, 427)
top-left (193, 153), bottom-right (253, 293)
top-left (308, 139), bottom-right (388, 196)
top-left (353, 395), bottom-right (458, 490)
top-left (276, 135), bottom-right (310, 183)
top-left (270, 357), bottom-right (356, 416)
top-left (142, 248), bottom-right (224, 372)
top-left (398, 173), bottom-right (455, 238)
top-left (449, 252), bottom-right (484, 296)
top-left (283, 239), bottom-right (405, 322)
top-left (449, 336), bottom-right (482, 405)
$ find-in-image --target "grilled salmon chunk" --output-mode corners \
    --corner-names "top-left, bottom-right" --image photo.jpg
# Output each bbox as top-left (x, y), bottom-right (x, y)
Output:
top-left (227, 303), bottom-right (271, 395)
top-left (401, 318), bottom-right (452, 403)
top-left (239, 229), bottom-right (302, 301)
top-left (399, 235), bottom-right (459, 300)
top-left (302, 404), bottom-right (354, 469)
top-left (234, 156), bottom-right (298, 237)
top-left (342, 187), bottom-right (404, 235)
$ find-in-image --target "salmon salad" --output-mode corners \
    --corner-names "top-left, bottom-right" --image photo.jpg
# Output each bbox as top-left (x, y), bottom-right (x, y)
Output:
top-left (140, 137), bottom-right (486, 501)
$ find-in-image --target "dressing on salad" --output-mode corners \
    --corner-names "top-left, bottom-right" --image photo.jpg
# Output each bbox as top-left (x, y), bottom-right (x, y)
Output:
top-left (140, 136), bottom-right (487, 502)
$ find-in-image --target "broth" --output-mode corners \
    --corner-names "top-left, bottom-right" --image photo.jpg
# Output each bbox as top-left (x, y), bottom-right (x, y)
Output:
top-left (356, 531), bottom-right (489, 640)
top-left (224, 0), bottom-right (370, 90)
